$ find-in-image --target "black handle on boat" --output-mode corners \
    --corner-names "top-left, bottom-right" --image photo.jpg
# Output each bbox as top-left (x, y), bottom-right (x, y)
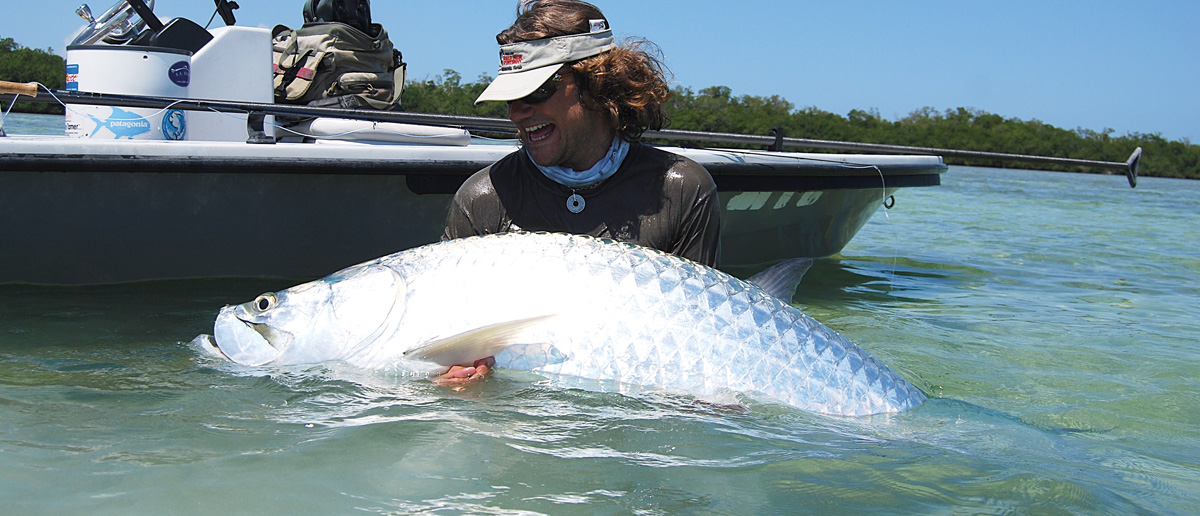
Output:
top-left (126, 0), bottom-right (165, 33)
top-left (0, 80), bottom-right (1141, 187)
top-left (214, 0), bottom-right (239, 26)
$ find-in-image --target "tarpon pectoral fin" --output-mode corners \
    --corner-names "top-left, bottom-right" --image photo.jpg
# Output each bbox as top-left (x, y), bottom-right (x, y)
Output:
top-left (747, 258), bottom-right (814, 301)
top-left (403, 315), bottom-right (557, 367)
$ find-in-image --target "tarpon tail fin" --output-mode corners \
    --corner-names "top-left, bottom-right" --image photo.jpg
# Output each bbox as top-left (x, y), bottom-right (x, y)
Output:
top-left (746, 258), bottom-right (814, 301)
top-left (403, 315), bottom-right (558, 367)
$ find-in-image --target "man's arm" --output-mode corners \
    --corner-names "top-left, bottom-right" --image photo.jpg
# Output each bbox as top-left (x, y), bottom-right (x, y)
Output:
top-left (671, 162), bottom-right (722, 268)
top-left (442, 166), bottom-right (501, 241)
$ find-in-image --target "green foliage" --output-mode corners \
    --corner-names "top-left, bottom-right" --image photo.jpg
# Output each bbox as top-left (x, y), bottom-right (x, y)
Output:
top-left (0, 37), bottom-right (65, 114)
top-left (657, 88), bottom-right (1197, 179)
top-left (4, 41), bottom-right (1195, 180)
top-left (400, 70), bottom-right (510, 138)
top-left (402, 70), bottom-right (508, 119)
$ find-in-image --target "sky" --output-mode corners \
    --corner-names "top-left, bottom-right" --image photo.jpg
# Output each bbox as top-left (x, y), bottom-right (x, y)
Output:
top-left (6, 0), bottom-right (1198, 143)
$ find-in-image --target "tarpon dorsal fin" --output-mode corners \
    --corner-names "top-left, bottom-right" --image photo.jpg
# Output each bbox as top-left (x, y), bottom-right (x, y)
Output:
top-left (746, 258), bottom-right (814, 301)
top-left (403, 315), bottom-right (557, 367)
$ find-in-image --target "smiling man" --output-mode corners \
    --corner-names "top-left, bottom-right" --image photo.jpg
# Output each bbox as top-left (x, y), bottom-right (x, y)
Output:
top-left (442, 0), bottom-right (721, 268)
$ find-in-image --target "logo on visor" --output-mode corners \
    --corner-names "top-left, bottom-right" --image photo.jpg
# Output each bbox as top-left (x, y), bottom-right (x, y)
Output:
top-left (501, 54), bottom-right (525, 69)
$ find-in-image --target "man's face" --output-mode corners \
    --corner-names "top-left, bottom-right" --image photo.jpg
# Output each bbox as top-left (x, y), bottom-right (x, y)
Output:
top-left (508, 72), bottom-right (616, 171)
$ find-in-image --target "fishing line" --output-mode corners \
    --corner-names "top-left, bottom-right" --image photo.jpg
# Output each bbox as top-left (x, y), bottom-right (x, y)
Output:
top-left (18, 83), bottom-right (471, 143)
top-left (22, 81), bottom-right (190, 137)
top-left (0, 94), bottom-right (16, 134)
top-left (874, 163), bottom-right (899, 293)
top-left (271, 118), bottom-right (473, 142)
top-left (140, 106), bottom-right (480, 143)
top-left (693, 145), bottom-right (896, 225)
top-left (204, 9), bottom-right (220, 29)
top-left (689, 145), bottom-right (901, 291)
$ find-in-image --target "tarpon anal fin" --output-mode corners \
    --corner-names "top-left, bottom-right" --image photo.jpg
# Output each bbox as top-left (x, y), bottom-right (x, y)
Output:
top-left (746, 258), bottom-right (814, 301)
top-left (403, 315), bottom-right (557, 367)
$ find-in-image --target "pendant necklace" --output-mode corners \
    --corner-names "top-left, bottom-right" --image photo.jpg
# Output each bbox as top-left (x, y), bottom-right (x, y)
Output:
top-left (532, 138), bottom-right (630, 215)
top-left (566, 189), bottom-right (586, 213)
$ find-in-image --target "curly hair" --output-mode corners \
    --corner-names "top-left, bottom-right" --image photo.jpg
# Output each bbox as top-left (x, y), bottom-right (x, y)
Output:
top-left (498, 0), bottom-right (671, 141)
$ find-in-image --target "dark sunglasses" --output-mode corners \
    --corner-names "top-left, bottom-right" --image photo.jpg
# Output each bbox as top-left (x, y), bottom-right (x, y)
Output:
top-left (509, 71), bottom-right (572, 106)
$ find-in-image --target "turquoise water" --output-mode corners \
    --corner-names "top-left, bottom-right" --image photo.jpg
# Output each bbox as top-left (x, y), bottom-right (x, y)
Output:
top-left (2, 114), bottom-right (1198, 514)
top-left (0, 112), bottom-right (64, 135)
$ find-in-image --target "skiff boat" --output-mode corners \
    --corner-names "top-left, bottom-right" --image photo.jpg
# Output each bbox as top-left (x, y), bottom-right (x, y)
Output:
top-left (1, 0), bottom-right (950, 284)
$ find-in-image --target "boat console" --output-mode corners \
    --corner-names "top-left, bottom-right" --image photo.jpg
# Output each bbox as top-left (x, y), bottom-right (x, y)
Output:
top-left (61, 0), bottom-right (465, 144)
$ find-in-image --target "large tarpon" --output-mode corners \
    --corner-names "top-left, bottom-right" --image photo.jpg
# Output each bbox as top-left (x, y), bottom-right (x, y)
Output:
top-left (195, 232), bottom-right (926, 416)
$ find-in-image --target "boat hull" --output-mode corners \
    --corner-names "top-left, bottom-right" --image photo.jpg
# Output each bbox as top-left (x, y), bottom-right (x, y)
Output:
top-left (0, 136), bottom-right (943, 284)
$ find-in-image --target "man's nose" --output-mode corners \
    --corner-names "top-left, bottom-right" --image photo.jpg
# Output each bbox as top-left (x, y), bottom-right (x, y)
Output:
top-left (508, 100), bottom-right (535, 121)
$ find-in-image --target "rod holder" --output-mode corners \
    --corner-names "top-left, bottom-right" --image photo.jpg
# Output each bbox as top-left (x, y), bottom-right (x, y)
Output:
top-left (246, 112), bottom-right (274, 144)
top-left (769, 126), bottom-right (785, 152)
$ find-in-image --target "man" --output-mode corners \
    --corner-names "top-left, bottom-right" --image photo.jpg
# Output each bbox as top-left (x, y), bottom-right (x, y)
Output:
top-left (438, 0), bottom-right (721, 383)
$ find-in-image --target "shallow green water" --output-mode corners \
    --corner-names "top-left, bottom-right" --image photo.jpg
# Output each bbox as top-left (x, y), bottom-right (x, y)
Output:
top-left (0, 112), bottom-right (64, 135)
top-left (2, 115), bottom-right (1197, 514)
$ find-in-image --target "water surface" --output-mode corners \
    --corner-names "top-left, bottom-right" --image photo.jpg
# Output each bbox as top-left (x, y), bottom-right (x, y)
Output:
top-left (0, 112), bottom-right (64, 135)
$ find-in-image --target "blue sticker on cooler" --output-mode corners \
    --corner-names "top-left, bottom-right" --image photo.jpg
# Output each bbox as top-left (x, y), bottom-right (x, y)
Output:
top-left (66, 64), bottom-right (79, 91)
top-left (94, 107), bottom-right (151, 139)
top-left (168, 61), bottom-right (190, 87)
top-left (162, 109), bottom-right (187, 140)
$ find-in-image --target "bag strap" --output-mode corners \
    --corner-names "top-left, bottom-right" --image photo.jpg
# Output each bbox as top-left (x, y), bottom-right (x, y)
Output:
top-left (271, 24), bottom-right (316, 99)
top-left (387, 50), bottom-right (406, 106)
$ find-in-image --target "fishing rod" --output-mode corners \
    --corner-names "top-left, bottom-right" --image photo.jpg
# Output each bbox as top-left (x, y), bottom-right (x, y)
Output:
top-left (2, 80), bottom-right (1141, 187)
top-left (649, 128), bottom-right (1141, 189)
top-left (0, 80), bottom-right (515, 134)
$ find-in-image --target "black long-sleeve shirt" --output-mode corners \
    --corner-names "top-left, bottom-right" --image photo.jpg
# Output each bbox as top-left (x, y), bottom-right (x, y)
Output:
top-left (442, 141), bottom-right (721, 267)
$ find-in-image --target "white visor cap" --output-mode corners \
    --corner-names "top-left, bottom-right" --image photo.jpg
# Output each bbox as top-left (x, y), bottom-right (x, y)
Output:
top-left (475, 29), bottom-right (614, 104)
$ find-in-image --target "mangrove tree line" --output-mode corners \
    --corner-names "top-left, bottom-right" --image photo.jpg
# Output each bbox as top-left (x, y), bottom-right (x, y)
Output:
top-left (402, 71), bottom-right (1197, 179)
top-left (0, 38), bottom-right (64, 114)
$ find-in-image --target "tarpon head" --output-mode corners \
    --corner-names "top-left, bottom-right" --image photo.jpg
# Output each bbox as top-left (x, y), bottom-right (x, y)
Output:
top-left (208, 263), bottom-right (405, 366)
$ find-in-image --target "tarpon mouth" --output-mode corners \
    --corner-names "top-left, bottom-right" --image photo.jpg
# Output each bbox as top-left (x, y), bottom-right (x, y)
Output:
top-left (243, 318), bottom-right (294, 351)
top-left (198, 325), bottom-right (283, 366)
top-left (211, 304), bottom-right (295, 366)
top-left (189, 334), bottom-right (230, 360)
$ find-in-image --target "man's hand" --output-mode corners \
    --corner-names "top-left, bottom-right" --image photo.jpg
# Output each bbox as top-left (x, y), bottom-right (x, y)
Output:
top-left (433, 356), bottom-right (496, 390)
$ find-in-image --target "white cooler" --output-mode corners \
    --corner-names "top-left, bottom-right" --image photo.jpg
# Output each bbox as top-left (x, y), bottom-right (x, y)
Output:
top-left (64, 45), bottom-right (191, 140)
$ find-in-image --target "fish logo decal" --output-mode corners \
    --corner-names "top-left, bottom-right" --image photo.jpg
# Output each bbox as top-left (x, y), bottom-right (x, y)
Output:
top-left (161, 109), bottom-right (186, 140)
top-left (86, 107), bottom-right (151, 139)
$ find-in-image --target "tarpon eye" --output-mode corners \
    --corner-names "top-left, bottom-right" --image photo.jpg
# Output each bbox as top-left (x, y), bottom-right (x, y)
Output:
top-left (253, 293), bottom-right (277, 312)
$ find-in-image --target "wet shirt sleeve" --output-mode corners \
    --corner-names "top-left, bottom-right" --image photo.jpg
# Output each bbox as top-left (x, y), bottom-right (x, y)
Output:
top-left (663, 157), bottom-right (721, 268)
top-left (442, 165), bottom-right (505, 241)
